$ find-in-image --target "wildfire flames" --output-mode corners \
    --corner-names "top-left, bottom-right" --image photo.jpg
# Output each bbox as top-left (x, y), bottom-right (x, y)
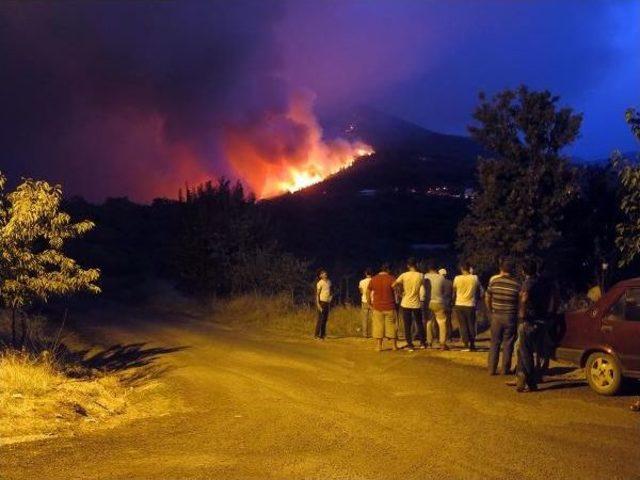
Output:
top-left (222, 91), bottom-right (373, 198)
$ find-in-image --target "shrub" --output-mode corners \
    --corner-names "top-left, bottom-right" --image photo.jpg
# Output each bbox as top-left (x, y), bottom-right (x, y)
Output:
top-left (0, 173), bottom-right (101, 347)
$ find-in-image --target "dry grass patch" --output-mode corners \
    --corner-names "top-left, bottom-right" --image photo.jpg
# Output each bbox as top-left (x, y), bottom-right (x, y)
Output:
top-left (0, 350), bottom-right (176, 446)
top-left (214, 294), bottom-right (362, 337)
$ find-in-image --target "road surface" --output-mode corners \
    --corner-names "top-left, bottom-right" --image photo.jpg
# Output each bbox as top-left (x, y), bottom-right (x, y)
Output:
top-left (3, 318), bottom-right (640, 480)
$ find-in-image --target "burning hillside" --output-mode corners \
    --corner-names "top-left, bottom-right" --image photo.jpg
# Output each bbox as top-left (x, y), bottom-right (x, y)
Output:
top-left (222, 91), bottom-right (373, 198)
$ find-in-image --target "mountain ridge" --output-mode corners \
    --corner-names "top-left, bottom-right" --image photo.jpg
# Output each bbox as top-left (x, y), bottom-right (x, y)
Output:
top-left (292, 106), bottom-right (483, 197)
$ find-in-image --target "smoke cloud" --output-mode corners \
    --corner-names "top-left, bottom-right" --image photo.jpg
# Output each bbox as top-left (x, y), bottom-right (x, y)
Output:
top-left (0, 1), bottom-right (637, 201)
top-left (0, 1), bottom-right (289, 200)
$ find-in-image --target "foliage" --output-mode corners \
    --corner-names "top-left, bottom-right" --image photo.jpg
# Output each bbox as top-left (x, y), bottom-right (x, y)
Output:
top-left (0, 173), bottom-right (100, 346)
top-left (556, 163), bottom-right (619, 288)
top-left (230, 246), bottom-right (309, 298)
top-left (174, 179), bottom-right (309, 299)
top-left (457, 86), bottom-right (582, 275)
top-left (612, 108), bottom-right (640, 267)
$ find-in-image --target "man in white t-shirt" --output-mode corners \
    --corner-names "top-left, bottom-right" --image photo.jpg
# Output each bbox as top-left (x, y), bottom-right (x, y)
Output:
top-left (452, 262), bottom-right (482, 351)
top-left (358, 268), bottom-right (373, 338)
top-left (393, 258), bottom-right (427, 351)
top-left (315, 270), bottom-right (332, 340)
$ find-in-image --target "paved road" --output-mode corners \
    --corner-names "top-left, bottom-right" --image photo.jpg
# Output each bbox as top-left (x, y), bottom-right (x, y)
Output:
top-left (3, 320), bottom-right (640, 480)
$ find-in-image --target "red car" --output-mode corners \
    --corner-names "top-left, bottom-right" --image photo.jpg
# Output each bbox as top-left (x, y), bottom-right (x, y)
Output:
top-left (557, 278), bottom-right (640, 395)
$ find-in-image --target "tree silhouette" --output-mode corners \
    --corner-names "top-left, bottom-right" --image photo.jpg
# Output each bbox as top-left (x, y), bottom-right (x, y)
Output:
top-left (457, 86), bottom-right (582, 275)
top-left (612, 108), bottom-right (640, 267)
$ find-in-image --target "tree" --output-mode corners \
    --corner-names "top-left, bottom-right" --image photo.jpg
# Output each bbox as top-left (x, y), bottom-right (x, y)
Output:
top-left (230, 246), bottom-right (310, 300)
top-left (173, 178), bottom-right (311, 300)
top-left (612, 108), bottom-right (640, 267)
top-left (0, 173), bottom-right (101, 347)
top-left (174, 178), bottom-right (261, 296)
top-left (457, 86), bottom-right (582, 275)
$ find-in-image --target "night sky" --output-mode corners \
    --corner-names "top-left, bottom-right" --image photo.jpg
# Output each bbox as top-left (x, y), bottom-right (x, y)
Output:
top-left (1, 1), bottom-right (638, 201)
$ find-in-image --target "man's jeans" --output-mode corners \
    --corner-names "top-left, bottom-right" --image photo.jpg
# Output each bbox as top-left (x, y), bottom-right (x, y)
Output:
top-left (488, 312), bottom-right (517, 374)
top-left (517, 322), bottom-right (541, 388)
top-left (361, 303), bottom-right (372, 338)
top-left (402, 307), bottom-right (425, 347)
top-left (454, 306), bottom-right (476, 349)
top-left (315, 301), bottom-right (330, 338)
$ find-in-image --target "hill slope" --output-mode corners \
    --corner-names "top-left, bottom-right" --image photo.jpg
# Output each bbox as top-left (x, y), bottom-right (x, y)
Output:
top-left (261, 108), bottom-right (480, 274)
top-left (299, 106), bottom-right (482, 196)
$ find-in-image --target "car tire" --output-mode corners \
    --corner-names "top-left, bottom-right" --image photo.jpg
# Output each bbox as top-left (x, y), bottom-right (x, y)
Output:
top-left (585, 352), bottom-right (622, 396)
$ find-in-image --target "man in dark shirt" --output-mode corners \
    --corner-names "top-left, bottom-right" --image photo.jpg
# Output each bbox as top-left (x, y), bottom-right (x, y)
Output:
top-left (516, 261), bottom-right (555, 392)
top-left (486, 258), bottom-right (521, 375)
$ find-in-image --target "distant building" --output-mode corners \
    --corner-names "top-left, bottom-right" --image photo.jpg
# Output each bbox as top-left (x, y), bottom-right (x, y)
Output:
top-left (463, 188), bottom-right (476, 199)
top-left (359, 189), bottom-right (377, 197)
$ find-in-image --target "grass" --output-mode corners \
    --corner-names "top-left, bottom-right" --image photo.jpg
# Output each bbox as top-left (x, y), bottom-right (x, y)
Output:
top-left (213, 294), bottom-right (362, 337)
top-left (0, 312), bottom-right (176, 446)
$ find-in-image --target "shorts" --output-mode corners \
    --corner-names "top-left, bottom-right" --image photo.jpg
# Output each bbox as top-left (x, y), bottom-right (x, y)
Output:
top-left (372, 310), bottom-right (398, 339)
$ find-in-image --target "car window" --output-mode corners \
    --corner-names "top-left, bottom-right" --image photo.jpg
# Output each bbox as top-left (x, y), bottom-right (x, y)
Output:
top-left (625, 289), bottom-right (640, 322)
top-left (608, 295), bottom-right (625, 322)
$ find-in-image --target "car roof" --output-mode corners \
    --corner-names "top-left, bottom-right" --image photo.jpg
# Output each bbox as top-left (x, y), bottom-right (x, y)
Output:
top-left (614, 277), bottom-right (640, 289)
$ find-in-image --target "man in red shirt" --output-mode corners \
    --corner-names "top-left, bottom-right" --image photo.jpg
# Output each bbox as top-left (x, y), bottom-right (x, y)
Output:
top-left (367, 263), bottom-right (399, 352)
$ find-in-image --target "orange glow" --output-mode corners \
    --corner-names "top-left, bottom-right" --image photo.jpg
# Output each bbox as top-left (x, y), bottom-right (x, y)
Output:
top-left (222, 91), bottom-right (373, 198)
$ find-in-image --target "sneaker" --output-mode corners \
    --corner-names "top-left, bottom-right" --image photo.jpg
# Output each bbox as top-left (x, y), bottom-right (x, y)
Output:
top-left (419, 344), bottom-right (427, 350)
top-left (441, 345), bottom-right (450, 351)
top-left (461, 348), bottom-right (471, 352)
top-left (406, 345), bottom-right (415, 352)
top-left (630, 401), bottom-right (640, 412)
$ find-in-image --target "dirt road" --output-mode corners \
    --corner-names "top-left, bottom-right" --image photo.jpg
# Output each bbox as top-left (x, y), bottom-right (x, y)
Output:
top-left (3, 318), bottom-right (639, 480)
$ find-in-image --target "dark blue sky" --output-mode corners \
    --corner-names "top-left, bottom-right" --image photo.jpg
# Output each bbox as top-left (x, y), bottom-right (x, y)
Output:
top-left (281, 1), bottom-right (639, 159)
top-left (1, 1), bottom-right (638, 200)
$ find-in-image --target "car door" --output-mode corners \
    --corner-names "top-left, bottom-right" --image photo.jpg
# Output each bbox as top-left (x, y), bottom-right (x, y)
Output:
top-left (601, 287), bottom-right (640, 372)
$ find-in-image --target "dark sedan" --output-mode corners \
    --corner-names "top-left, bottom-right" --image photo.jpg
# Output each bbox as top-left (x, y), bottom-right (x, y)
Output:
top-left (557, 278), bottom-right (640, 395)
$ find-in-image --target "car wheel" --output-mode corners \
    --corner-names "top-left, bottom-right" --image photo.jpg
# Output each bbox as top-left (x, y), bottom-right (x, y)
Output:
top-left (585, 352), bottom-right (622, 396)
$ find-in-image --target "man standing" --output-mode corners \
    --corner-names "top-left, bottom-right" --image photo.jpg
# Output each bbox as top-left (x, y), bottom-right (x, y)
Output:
top-left (452, 262), bottom-right (482, 351)
top-left (486, 258), bottom-right (521, 375)
top-left (394, 258), bottom-right (427, 351)
top-left (367, 263), bottom-right (398, 352)
top-left (315, 270), bottom-right (332, 340)
top-left (516, 261), bottom-right (555, 392)
top-left (358, 268), bottom-right (373, 338)
top-left (425, 260), bottom-right (449, 350)
top-left (420, 274), bottom-right (429, 341)
top-left (440, 268), bottom-right (454, 342)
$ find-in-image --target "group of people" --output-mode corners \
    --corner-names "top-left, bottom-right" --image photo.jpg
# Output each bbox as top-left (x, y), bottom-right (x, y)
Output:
top-left (315, 257), bottom-right (556, 393)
